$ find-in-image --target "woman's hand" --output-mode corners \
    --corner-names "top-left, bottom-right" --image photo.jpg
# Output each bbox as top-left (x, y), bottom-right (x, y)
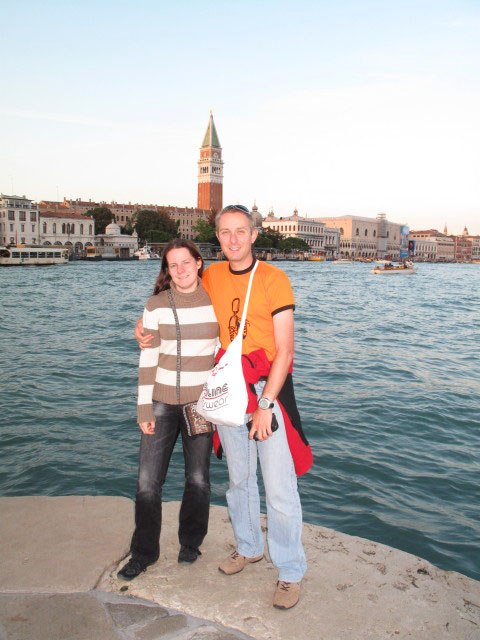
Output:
top-left (139, 421), bottom-right (155, 435)
top-left (135, 317), bottom-right (154, 350)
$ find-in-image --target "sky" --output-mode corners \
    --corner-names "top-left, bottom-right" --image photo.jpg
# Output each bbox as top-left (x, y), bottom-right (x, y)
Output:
top-left (1, 0), bottom-right (479, 234)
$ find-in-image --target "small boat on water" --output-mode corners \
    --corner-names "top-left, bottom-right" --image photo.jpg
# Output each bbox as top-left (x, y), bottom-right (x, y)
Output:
top-left (0, 245), bottom-right (69, 266)
top-left (134, 244), bottom-right (160, 260)
top-left (332, 258), bottom-right (353, 264)
top-left (371, 261), bottom-right (416, 275)
top-left (308, 254), bottom-right (325, 261)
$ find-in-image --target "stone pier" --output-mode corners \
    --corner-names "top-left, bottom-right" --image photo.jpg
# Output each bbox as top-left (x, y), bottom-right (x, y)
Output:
top-left (0, 496), bottom-right (479, 639)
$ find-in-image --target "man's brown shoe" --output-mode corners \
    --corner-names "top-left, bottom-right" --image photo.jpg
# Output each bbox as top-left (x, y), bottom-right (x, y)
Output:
top-left (273, 581), bottom-right (301, 609)
top-left (218, 551), bottom-right (263, 575)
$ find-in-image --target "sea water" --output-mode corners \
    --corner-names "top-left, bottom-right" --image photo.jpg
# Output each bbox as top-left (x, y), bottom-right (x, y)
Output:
top-left (0, 261), bottom-right (479, 580)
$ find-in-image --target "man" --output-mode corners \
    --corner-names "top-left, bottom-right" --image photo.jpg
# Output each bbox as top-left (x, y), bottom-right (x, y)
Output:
top-left (137, 205), bottom-right (312, 609)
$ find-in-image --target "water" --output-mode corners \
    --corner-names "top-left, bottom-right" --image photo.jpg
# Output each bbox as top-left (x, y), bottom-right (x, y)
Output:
top-left (1, 261), bottom-right (479, 581)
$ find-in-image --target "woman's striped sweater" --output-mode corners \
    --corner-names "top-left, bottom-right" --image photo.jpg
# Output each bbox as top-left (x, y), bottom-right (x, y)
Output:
top-left (137, 283), bottom-right (219, 423)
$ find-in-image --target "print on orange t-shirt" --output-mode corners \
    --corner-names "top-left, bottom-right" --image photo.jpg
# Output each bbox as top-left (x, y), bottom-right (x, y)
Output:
top-left (202, 260), bottom-right (295, 362)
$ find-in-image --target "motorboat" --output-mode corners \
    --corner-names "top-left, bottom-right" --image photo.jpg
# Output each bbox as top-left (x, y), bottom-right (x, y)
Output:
top-left (371, 261), bottom-right (416, 275)
top-left (134, 244), bottom-right (160, 260)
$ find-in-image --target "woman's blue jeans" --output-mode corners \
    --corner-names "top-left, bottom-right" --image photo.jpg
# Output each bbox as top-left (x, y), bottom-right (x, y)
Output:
top-left (130, 400), bottom-right (213, 564)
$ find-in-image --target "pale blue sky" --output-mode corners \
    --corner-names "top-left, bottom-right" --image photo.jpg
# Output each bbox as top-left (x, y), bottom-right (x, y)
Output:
top-left (1, 0), bottom-right (479, 233)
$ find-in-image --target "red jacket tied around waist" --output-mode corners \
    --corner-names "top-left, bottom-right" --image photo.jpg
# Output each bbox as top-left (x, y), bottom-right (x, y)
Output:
top-left (212, 348), bottom-right (313, 476)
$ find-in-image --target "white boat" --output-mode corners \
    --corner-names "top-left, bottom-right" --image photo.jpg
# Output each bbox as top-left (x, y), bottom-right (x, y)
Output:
top-left (332, 258), bottom-right (353, 264)
top-left (371, 261), bottom-right (416, 275)
top-left (0, 246), bottom-right (69, 266)
top-left (134, 244), bottom-right (160, 260)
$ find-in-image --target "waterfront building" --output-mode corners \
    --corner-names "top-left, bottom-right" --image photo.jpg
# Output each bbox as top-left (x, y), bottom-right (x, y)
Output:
top-left (0, 194), bottom-right (40, 246)
top-left (409, 230), bottom-right (455, 262)
top-left (313, 214), bottom-right (405, 259)
top-left (469, 235), bottom-right (480, 261)
top-left (197, 112), bottom-right (223, 212)
top-left (262, 209), bottom-right (340, 258)
top-left (39, 210), bottom-right (96, 255)
top-left (452, 227), bottom-right (473, 262)
top-left (94, 221), bottom-right (138, 258)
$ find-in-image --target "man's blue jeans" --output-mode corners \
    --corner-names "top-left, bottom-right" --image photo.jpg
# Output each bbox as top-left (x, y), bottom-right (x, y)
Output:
top-left (130, 400), bottom-right (213, 564)
top-left (216, 384), bottom-right (307, 583)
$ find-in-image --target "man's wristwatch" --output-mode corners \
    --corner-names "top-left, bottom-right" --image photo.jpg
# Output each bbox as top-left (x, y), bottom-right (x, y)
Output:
top-left (258, 396), bottom-right (274, 410)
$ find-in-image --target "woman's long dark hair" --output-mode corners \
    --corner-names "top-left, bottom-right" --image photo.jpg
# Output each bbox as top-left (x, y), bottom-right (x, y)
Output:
top-left (153, 239), bottom-right (204, 294)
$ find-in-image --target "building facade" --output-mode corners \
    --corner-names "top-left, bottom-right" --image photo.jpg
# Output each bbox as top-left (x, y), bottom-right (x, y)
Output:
top-left (314, 214), bottom-right (405, 259)
top-left (95, 222), bottom-right (138, 257)
top-left (1, 194), bottom-right (40, 245)
top-left (409, 230), bottom-right (455, 262)
top-left (262, 209), bottom-right (340, 257)
top-left (40, 211), bottom-right (96, 255)
top-left (197, 113), bottom-right (223, 212)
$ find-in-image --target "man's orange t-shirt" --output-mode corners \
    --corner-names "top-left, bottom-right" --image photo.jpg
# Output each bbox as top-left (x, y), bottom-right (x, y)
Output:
top-left (202, 259), bottom-right (295, 362)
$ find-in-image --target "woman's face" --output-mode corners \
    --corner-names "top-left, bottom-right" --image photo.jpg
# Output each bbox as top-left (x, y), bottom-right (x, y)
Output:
top-left (166, 247), bottom-right (201, 293)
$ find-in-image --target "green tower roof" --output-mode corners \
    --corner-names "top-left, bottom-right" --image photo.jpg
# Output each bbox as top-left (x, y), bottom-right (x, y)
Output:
top-left (202, 113), bottom-right (221, 148)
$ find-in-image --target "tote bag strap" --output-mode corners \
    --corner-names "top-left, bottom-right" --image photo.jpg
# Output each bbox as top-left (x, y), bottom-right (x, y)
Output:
top-left (237, 260), bottom-right (259, 339)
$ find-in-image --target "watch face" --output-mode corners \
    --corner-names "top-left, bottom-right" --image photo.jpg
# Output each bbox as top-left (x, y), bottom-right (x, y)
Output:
top-left (259, 397), bottom-right (272, 409)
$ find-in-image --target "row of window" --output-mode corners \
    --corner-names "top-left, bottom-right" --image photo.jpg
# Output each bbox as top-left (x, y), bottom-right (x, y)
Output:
top-left (267, 224), bottom-right (325, 233)
top-left (10, 251), bottom-right (64, 259)
top-left (41, 222), bottom-right (93, 234)
top-left (1, 202), bottom-right (35, 209)
top-left (5, 211), bottom-right (37, 221)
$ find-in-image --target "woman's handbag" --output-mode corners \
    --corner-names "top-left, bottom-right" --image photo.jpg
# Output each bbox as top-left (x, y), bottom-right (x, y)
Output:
top-left (196, 261), bottom-right (259, 427)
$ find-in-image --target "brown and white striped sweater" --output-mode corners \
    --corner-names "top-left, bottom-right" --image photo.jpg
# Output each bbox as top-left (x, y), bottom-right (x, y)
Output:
top-left (137, 283), bottom-right (219, 424)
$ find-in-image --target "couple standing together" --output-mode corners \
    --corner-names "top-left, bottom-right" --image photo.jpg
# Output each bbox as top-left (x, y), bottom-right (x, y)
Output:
top-left (118, 205), bottom-right (313, 610)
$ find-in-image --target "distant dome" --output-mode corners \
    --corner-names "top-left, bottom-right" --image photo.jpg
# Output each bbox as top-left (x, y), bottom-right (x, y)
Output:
top-left (105, 222), bottom-right (121, 235)
top-left (251, 203), bottom-right (263, 228)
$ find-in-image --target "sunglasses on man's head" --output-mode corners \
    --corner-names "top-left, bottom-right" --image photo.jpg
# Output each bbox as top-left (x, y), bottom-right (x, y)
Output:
top-left (221, 204), bottom-right (250, 214)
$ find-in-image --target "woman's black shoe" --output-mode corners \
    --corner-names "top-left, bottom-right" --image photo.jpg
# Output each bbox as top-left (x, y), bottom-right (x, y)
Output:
top-left (117, 557), bottom-right (149, 581)
top-left (178, 545), bottom-right (201, 563)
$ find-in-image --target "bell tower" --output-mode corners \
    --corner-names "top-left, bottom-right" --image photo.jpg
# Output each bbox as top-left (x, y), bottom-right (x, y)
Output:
top-left (197, 112), bottom-right (223, 212)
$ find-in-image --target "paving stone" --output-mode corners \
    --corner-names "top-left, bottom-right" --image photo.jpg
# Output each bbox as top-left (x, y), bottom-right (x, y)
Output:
top-left (105, 601), bottom-right (168, 629)
top-left (0, 496), bottom-right (133, 593)
top-left (133, 614), bottom-right (189, 639)
top-left (0, 593), bottom-right (120, 640)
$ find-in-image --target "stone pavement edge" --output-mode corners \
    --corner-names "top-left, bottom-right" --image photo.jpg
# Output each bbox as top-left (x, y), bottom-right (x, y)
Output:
top-left (1, 496), bottom-right (479, 640)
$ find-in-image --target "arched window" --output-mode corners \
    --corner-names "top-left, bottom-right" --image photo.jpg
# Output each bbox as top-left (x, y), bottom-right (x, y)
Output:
top-left (373, 230), bottom-right (376, 237)
top-left (80, 224), bottom-right (84, 234)
top-left (89, 225), bottom-right (92, 234)
top-left (365, 229), bottom-right (368, 236)
top-left (53, 223), bottom-right (57, 233)
top-left (339, 227), bottom-right (344, 235)
top-left (356, 228), bottom-right (359, 236)
top-left (62, 223), bottom-right (66, 234)
top-left (43, 222), bottom-right (47, 233)
top-left (71, 224), bottom-right (75, 234)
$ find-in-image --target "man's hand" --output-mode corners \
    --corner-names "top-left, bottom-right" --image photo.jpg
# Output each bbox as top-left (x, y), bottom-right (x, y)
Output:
top-left (135, 317), bottom-right (154, 350)
top-left (139, 421), bottom-right (155, 435)
top-left (248, 408), bottom-right (274, 442)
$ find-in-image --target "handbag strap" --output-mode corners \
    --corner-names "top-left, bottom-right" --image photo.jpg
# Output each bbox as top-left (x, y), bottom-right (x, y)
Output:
top-left (166, 288), bottom-right (181, 404)
top-left (237, 260), bottom-right (259, 339)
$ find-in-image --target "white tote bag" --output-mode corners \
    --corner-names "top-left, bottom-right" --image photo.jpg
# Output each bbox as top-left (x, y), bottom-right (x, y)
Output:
top-left (196, 261), bottom-right (259, 427)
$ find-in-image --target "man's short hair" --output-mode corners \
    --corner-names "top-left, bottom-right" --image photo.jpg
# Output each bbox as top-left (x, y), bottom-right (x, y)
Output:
top-left (215, 204), bottom-right (255, 231)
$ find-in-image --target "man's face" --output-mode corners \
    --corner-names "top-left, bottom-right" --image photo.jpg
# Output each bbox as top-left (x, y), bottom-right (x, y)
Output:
top-left (216, 211), bottom-right (258, 270)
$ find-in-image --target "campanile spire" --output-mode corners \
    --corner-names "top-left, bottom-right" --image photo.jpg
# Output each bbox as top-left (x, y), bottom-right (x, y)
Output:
top-left (197, 113), bottom-right (223, 212)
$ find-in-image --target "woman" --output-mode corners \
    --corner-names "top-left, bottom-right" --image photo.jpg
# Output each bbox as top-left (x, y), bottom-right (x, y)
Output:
top-left (118, 239), bottom-right (219, 580)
